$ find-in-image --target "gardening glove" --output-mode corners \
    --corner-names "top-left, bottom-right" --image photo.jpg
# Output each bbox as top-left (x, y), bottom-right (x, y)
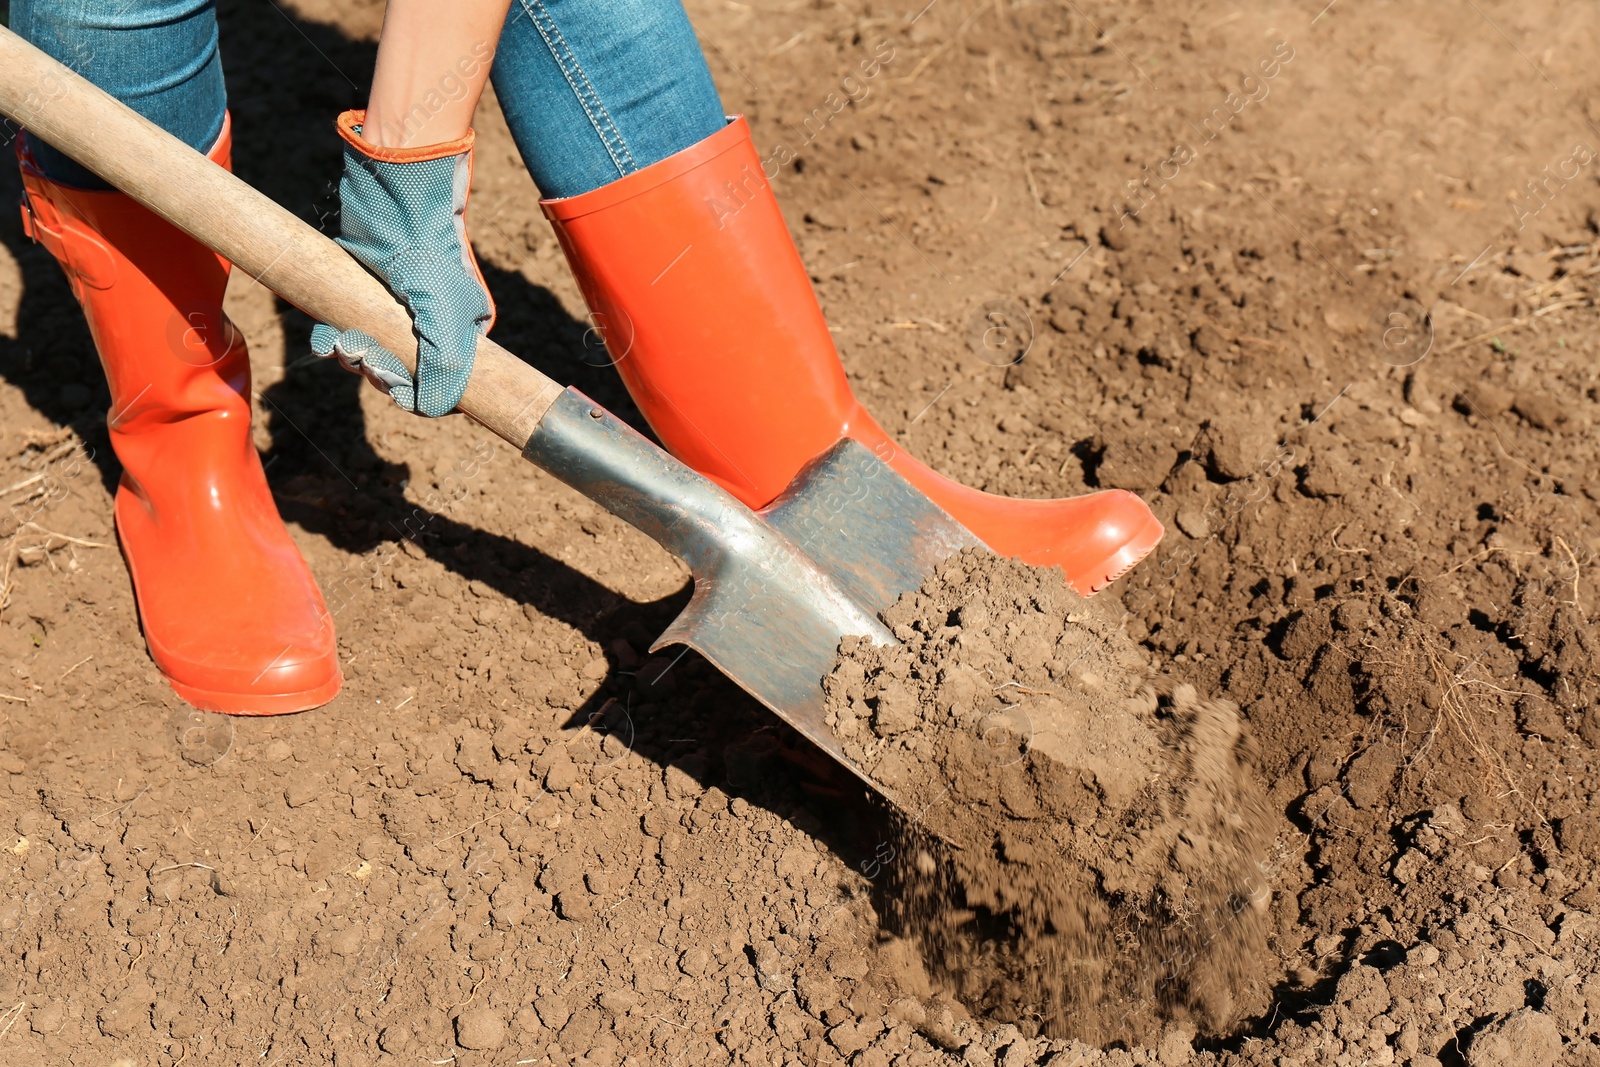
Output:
top-left (311, 109), bottom-right (496, 417)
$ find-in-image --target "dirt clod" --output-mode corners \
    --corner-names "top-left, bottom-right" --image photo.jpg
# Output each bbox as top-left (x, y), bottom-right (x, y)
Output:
top-left (453, 1006), bottom-right (508, 1050)
top-left (1467, 1009), bottom-right (1563, 1067)
top-left (824, 550), bottom-right (1278, 1043)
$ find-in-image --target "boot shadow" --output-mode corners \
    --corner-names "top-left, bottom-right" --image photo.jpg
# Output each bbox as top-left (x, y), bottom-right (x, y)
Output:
top-left (0, 159), bottom-right (120, 495)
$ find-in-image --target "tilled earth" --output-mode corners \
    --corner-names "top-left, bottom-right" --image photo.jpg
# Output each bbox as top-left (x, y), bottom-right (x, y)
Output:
top-left (2, 0), bottom-right (1600, 1065)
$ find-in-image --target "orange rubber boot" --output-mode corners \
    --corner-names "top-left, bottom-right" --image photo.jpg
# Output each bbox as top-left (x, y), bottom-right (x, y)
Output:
top-left (18, 118), bottom-right (342, 714)
top-left (541, 118), bottom-right (1163, 594)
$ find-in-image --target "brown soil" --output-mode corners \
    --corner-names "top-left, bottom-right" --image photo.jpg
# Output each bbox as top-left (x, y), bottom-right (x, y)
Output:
top-left (3, 0), bottom-right (1600, 1065)
top-left (824, 550), bottom-right (1277, 1045)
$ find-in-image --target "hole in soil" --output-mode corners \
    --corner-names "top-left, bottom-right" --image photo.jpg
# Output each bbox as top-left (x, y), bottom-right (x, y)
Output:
top-left (1264, 612), bottom-right (1296, 656)
top-left (1069, 437), bottom-right (1105, 485)
top-left (1362, 939), bottom-right (1407, 970)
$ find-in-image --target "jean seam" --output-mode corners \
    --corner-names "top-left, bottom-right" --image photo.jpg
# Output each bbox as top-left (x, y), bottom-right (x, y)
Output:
top-left (515, 0), bottom-right (637, 179)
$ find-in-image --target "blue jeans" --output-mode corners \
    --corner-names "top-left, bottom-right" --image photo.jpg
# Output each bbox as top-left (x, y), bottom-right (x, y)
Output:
top-left (12, 0), bottom-right (228, 188)
top-left (13, 0), bottom-right (726, 198)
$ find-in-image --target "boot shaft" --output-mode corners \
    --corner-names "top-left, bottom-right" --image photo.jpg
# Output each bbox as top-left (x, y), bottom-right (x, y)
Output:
top-left (17, 116), bottom-right (250, 438)
top-left (543, 117), bottom-right (859, 506)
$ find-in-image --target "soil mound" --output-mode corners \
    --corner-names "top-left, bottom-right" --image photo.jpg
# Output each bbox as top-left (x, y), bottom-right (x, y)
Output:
top-left (823, 550), bottom-right (1280, 1042)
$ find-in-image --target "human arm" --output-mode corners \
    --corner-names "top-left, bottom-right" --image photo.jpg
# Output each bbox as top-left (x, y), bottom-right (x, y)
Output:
top-left (362, 0), bottom-right (513, 148)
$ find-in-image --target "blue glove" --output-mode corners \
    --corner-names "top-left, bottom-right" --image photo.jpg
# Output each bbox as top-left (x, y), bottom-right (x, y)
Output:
top-left (311, 109), bottom-right (495, 417)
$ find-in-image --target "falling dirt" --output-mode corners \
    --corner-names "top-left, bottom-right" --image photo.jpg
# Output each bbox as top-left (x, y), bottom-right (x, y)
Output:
top-left (3, 0), bottom-right (1600, 1064)
top-left (824, 550), bottom-right (1277, 1045)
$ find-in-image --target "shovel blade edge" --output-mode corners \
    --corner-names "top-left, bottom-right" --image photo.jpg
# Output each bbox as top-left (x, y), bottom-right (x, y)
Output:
top-left (522, 389), bottom-right (980, 783)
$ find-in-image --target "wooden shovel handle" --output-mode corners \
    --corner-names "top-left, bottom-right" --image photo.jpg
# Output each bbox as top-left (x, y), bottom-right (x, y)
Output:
top-left (0, 26), bottom-right (563, 447)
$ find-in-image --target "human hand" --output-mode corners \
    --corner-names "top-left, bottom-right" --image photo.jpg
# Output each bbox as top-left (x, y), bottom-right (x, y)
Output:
top-left (311, 109), bottom-right (495, 417)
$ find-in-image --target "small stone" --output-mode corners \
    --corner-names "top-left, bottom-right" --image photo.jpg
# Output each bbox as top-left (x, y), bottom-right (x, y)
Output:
top-left (1398, 406), bottom-right (1430, 427)
top-left (581, 656), bottom-right (610, 681)
top-left (453, 1007), bottom-right (508, 1050)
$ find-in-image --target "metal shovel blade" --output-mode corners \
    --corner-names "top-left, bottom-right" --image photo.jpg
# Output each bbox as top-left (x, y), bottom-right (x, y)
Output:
top-left (523, 388), bottom-right (983, 785)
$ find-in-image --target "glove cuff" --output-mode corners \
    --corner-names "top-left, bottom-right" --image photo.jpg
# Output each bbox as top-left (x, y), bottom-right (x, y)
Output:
top-left (335, 109), bottom-right (475, 164)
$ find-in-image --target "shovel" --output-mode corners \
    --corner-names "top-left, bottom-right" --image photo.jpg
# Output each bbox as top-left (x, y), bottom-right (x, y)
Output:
top-left (0, 27), bottom-right (983, 801)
